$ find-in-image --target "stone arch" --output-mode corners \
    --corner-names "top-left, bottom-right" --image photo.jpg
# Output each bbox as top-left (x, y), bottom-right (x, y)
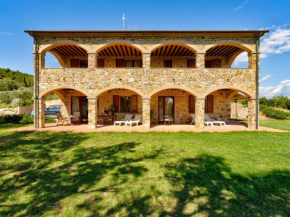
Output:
top-left (149, 40), bottom-right (199, 53)
top-left (96, 40), bottom-right (146, 53)
top-left (96, 85), bottom-right (146, 98)
top-left (202, 86), bottom-right (254, 98)
top-left (40, 85), bottom-right (90, 98)
top-left (203, 40), bottom-right (253, 53)
top-left (40, 40), bottom-right (90, 53)
top-left (149, 85), bottom-right (199, 97)
top-left (48, 51), bottom-right (66, 67)
top-left (227, 50), bottom-right (245, 66)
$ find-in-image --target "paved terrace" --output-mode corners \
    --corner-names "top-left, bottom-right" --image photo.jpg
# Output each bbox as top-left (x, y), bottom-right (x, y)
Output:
top-left (7, 120), bottom-right (287, 133)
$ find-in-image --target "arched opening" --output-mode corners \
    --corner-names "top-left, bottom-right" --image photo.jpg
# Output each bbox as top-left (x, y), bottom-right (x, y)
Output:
top-left (205, 44), bottom-right (250, 68)
top-left (97, 44), bottom-right (142, 68)
top-left (97, 87), bottom-right (143, 125)
top-left (151, 44), bottom-right (196, 68)
top-left (204, 88), bottom-right (252, 128)
top-left (39, 87), bottom-right (89, 127)
top-left (43, 44), bottom-right (88, 68)
top-left (150, 87), bottom-right (197, 125)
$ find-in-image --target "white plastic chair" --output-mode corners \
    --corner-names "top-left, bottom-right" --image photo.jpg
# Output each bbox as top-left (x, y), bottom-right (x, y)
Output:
top-left (205, 114), bottom-right (226, 126)
top-left (114, 114), bottom-right (133, 126)
top-left (125, 114), bottom-right (142, 127)
top-left (190, 113), bottom-right (195, 125)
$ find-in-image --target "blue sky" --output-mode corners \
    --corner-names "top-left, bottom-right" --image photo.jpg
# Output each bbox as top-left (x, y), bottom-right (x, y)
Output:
top-left (0, 0), bottom-right (290, 97)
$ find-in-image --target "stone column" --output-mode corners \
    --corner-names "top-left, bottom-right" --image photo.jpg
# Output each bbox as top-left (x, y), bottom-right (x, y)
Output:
top-left (248, 52), bottom-right (258, 69)
top-left (88, 97), bottom-right (98, 129)
top-left (196, 52), bottom-right (206, 69)
top-left (37, 96), bottom-right (45, 128)
top-left (248, 98), bottom-right (258, 129)
top-left (142, 97), bottom-right (151, 129)
top-left (195, 98), bottom-right (205, 129)
top-left (88, 52), bottom-right (96, 69)
top-left (142, 52), bottom-right (151, 70)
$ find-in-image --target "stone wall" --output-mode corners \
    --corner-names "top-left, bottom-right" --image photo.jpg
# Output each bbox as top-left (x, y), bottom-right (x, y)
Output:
top-left (207, 90), bottom-right (231, 121)
top-left (231, 102), bottom-right (248, 119)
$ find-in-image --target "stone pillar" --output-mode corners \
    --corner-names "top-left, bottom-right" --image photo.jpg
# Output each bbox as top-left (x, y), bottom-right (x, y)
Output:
top-left (195, 98), bottom-right (205, 129)
top-left (196, 52), bottom-right (206, 69)
top-left (248, 52), bottom-right (257, 69)
top-left (248, 98), bottom-right (258, 129)
top-left (88, 97), bottom-right (98, 129)
top-left (88, 52), bottom-right (96, 69)
top-left (142, 97), bottom-right (151, 129)
top-left (37, 96), bottom-right (45, 128)
top-left (142, 52), bottom-right (151, 70)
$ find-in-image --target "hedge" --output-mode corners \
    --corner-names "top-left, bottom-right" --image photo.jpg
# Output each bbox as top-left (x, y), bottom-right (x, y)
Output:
top-left (0, 114), bottom-right (56, 124)
top-left (260, 105), bottom-right (290, 120)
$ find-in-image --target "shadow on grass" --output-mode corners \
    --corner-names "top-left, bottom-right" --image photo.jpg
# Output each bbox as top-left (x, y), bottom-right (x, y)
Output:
top-left (0, 131), bottom-right (159, 216)
top-left (0, 132), bottom-right (289, 216)
top-left (162, 155), bottom-right (289, 216)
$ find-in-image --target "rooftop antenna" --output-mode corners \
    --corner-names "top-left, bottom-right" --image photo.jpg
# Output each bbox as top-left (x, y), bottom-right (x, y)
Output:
top-left (122, 13), bottom-right (137, 30)
top-left (122, 13), bottom-right (126, 30)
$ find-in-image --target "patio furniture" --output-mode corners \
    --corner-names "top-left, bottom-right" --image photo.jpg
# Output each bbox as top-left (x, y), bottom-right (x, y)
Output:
top-left (56, 113), bottom-right (70, 126)
top-left (70, 112), bottom-right (81, 125)
top-left (205, 114), bottom-right (226, 126)
top-left (114, 114), bottom-right (133, 126)
top-left (98, 115), bottom-right (115, 125)
top-left (163, 116), bottom-right (173, 125)
top-left (190, 113), bottom-right (195, 125)
top-left (125, 114), bottom-right (142, 127)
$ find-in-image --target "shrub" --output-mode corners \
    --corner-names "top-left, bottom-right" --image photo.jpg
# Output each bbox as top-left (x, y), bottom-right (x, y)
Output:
top-left (0, 114), bottom-right (56, 124)
top-left (260, 105), bottom-right (290, 120)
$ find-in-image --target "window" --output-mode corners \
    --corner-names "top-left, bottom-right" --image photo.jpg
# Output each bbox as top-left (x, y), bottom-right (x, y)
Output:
top-left (71, 59), bottom-right (80, 68)
top-left (187, 59), bottom-right (196, 68)
top-left (80, 60), bottom-right (88, 68)
top-left (206, 95), bottom-right (214, 113)
top-left (205, 60), bottom-right (212, 68)
top-left (189, 95), bottom-right (195, 113)
top-left (116, 59), bottom-right (125, 68)
top-left (125, 60), bottom-right (142, 68)
top-left (213, 59), bottom-right (222, 68)
top-left (115, 95), bottom-right (138, 113)
top-left (97, 59), bottom-right (105, 68)
top-left (164, 60), bottom-right (172, 68)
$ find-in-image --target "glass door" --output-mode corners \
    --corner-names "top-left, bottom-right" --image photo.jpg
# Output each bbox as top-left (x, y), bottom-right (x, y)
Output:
top-left (158, 96), bottom-right (174, 123)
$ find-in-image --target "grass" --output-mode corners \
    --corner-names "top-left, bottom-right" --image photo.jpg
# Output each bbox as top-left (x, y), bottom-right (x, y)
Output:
top-left (0, 123), bottom-right (32, 131)
top-left (0, 131), bottom-right (289, 216)
top-left (260, 119), bottom-right (290, 131)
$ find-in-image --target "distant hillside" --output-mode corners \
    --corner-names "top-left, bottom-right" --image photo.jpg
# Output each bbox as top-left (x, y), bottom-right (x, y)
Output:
top-left (0, 68), bottom-right (33, 91)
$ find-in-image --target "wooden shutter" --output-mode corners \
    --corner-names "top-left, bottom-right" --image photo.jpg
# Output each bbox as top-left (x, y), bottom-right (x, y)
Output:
top-left (213, 59), bottom-right (222, 68)
top-left (113, 95), bottom-right (119, 112)
top-left (189, 95), bottom-right (195, 113)
top-left (116, 59), bottom-right (125, 68)
top-left (71, 59), bottom-right (80, 68)
top-left (97, 59), bottom-right (105, 68)
top-left (164, 60), bottom-right (172, 68)
top-left (205, 60), bottom-right (213, 68)
top-left (187, 59), bottom-right (196, 68)
top-left (130, 95), bottom-right (138, 113)
top-left (206, 95), bottom-right (214, 113)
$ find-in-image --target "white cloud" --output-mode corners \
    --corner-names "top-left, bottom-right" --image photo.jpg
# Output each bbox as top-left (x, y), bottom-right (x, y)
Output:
top-left (234, 0), bottom-right (249, 11)
top-left (260, 80), bottom-right (290, 98)
top-left (232, 52), bottom-right (248, 66)
top-left (260, 75), bottom-right (271, 83)
top-left (0, 31), bottom-right (13, 36)
top-left (260, 25), bottom-right (290, 58)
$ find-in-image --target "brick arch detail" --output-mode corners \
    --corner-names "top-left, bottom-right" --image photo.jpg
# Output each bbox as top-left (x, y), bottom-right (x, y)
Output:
top-left (203, 40), bottom-right (254, 53)
top-left (95, 40), bottom-right (146, 53)
top-left (39, 85), bottom-right (90, 98)
top-left (149, 85), bottom-right (200, 97)
top-left (202, 86), bottom-right (255, 98)
top-left (39, 40), bottom-right (90, 53)
top-left (148, 40), bottom-right (199, 53)
top-left (96, 85), bottom-right (147, 98)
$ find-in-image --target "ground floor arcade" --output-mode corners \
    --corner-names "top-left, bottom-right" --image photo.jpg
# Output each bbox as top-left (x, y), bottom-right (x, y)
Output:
top-left (36, 87), bottom-right (257, 130)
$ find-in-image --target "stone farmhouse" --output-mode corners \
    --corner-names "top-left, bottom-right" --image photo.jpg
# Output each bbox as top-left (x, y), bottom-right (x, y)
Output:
top-left (25, 30), bottom-right (268, 130)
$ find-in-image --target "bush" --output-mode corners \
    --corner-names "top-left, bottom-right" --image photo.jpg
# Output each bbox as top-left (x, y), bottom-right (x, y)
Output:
top-left (0, 114), bottom-right (56, 124)
top-left (260, 105), bottom-right (290, 120)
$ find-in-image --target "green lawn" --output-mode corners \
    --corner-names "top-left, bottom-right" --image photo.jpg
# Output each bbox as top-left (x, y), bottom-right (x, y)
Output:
top-left (0, 123), bottom-right (32, 131)
top-left (260, 119), bottom-right (290, 131)
top-left (0, 131), bottom-right (289, 216)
